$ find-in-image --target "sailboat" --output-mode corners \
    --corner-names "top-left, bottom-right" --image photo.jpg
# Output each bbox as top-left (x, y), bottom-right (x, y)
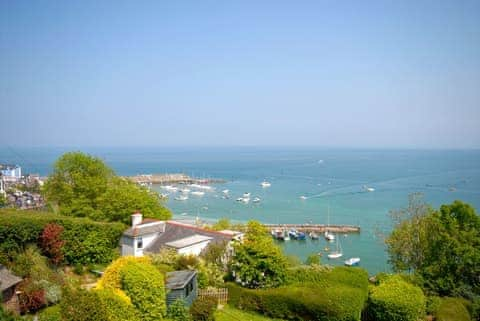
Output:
top-left (327, 234), bottom-right (343, 259)
top-left (324, 206), bottom-right (335, 241)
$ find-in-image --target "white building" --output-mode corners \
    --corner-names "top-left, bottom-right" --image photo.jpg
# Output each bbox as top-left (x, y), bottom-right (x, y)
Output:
top-left (0, 165), bottom-right (21, 181)
top-left (120, 212), bottom-right (243, 257)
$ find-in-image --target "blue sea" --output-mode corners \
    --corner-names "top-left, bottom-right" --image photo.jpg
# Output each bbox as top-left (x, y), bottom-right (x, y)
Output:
top-left (2, 147), bottom-right (479, 275)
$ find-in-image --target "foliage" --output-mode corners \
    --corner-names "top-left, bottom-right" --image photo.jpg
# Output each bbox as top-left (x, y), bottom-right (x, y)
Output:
top-left (0, 193), bottom-right (6, 207)
top-left (201, 241), bottom-right (228, 268)
top-left (386, 197), bottom-right (480, 297)
top-left (211, 218), bottom-right (231, 231)
top-left (39, 223), bottom-right (65, 265)
top-left (190, 296), bottom-right (217, 321)
top-left (198, 263), bottom-right (226, 288)
top-left (231, 221), bottom-right (288, 288)
top-left (96, 289), bottom-right (141, 321)
top-left (36, 279), bottom-right (62, 305)
top-left (121, 261), bottom-right (167, 321)
top-left (176, 254), bottom-right (201, 270)
top-left (305, 253), bottom-right (320, 266)
top-left (60, 287), bottom-right (109, 321)
top-left (0, 209), bottom-right (125, 264)
top-left (0, 306), bottom-right (20, 321)
top-left (215, 305), bottom-right (285, 321)
top-left (366, 274), bottom-right (426, 321)
top-left (96, 256), bottom-right (151, 291)
top-left (39, 305), bottom-right (61, 321)
top-left (43, 151), bottom-right (171, 223)
top-left (18, 278), bottom-right (47, 314)
top-left (436, 297), bottom-right (471, 321)
top-left (426, 295), bottom-right (442, 315)
top-left (150, 248), bottom-right (179, 267)
top-left (167, 299), bottom-right (192, 321)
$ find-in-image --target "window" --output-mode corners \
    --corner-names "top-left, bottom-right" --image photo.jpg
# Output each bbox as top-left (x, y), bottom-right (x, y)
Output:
top-left (137, 237), bottom-right (143, 249)
top-left (185, 282), bottom-right (193, 297)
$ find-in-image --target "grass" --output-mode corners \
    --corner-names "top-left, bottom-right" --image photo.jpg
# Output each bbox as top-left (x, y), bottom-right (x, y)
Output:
top-left (215, 305), bottom-right (285, 321)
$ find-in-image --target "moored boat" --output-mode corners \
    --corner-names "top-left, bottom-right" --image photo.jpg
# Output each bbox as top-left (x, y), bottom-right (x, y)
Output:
top-left (344, 257), bottom-right (361, 266)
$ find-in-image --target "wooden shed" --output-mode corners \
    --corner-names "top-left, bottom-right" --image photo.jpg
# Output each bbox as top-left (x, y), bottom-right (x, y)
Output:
top-left (166, 270), bottom-right (197, 307)
top-left (0, 264), bottom-right (22, 314)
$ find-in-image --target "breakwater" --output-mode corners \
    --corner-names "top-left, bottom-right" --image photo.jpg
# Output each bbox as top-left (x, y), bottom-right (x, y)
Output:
top-left (126, 173), bottom-right (226, 185)
top-left (264, 224), bottom-right (360, 234)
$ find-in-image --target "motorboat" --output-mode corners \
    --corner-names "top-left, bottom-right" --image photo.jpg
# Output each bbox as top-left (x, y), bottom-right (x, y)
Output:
top-left (261, 181), bottom-right (271, 188)
top-left (324, 231), bottom-right (335, 241)
top-left (297, 232), bottom-right (306, 241)
top-left (174, 195), bottom-right (188, 201)
top-left (180, 188), bottom-right (191, 194)
top-left (191, 191), bottom-right (205, 196)
top-left (222, 189), bottom-right (230, 194)
top-left (243, 192), bottom-right (251, 198)
top-left (363, 185), bottom-right (375, 192)
top-left (300, 195), bottom-right (307, 200)
top-left (253, 197), bottom-right (261, 203)
top-left (309, 232), bottom-right (319, 240)
top-left (344, 257), bottom-right (361, 266)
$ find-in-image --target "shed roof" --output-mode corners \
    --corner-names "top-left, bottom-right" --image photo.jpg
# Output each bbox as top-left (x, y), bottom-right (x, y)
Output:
top-left (0, 264), bottom-right (22, 291)
top-left (165, 234), bottom-right (212, 249)
top-left (166, 270), bottom-right (197, 290)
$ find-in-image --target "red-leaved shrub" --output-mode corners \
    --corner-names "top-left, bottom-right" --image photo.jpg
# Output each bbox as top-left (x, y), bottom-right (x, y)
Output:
top-left (39, 223), bottom-right (65, 265)
top-left (18, 279), bottom-right (47, 314)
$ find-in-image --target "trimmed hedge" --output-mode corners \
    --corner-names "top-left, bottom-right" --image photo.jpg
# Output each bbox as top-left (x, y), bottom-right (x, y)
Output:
top-left (366, 274), bottom-right (426, 321)
top-left (96, 256), bottom-right (151, 291)
top-left (436, 297), bottom-right (471, 321)
top-left (0, 209), bottom-right (125, 264)
top-left (121, 261), bottom-right (167, 321)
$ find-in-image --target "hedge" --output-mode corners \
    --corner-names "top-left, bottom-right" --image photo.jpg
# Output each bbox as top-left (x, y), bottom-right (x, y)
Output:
top-left (0, 209), bottom-right (125, 264)
top-left (121, 261), bottom-right (167, 321)
top-left (96, 256), bottom-right (152, 291)
top-left (436, 297), bottom-right (471, 321)
top-left (366, 274), bottom-right (426, 321)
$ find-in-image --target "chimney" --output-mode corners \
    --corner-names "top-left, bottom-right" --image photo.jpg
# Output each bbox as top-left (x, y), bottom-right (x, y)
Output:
top-left (131, 212), bottom-right (143, 227)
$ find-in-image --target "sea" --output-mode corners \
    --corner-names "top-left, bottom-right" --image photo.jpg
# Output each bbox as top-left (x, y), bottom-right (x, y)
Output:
top-left (2, 146), bottom-right (479, 275)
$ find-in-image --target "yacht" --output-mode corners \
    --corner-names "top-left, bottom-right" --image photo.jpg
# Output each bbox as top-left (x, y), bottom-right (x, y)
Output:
top-left (300, 195), bottom-right (307, 200)
top-left (327, 235), bottom-right (343, 259)
top-left (174, 195), bottom-right (188, 201)
top-left (191, 191), bottom-right (205, 196)
top-left (324, 231), bottom-right (335, 241)
top-left (180, 188), bottom-right (191, 194)
top-left (243, 192), bottom-right (251, 198)
top-left (344, 257), bottom-right (361, 266)
top-left (253, 197), bottom-right (261, 203)
top-left (222, 189), bottom-right (230, 194)
top-left (261, 181), bottom-right (271, 188)
top-left (363, 185), bottom-right (375, 192)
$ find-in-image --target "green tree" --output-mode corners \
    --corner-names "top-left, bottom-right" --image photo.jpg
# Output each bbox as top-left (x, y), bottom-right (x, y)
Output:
top-left (0, 193), bottom-right (6, 207)
top-left (386, 196), bottom-right (480, 297)
top-left (43, 151), bottom-right (171, 223)
top-left (231, 221), bottom-right (288, 288)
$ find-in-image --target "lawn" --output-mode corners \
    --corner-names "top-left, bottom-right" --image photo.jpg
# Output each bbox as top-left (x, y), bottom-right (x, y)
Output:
top-left (215, 305), bottom-right (285, 321)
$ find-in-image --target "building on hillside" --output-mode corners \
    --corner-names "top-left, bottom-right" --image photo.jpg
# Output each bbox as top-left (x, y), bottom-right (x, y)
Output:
top-left (0, 264), bottom-right (22, 314)
top-left (166, 270), bottom-right (197, 307)
top-left (120, 212), bottom-right (243, 258)
top-left (0, 176), bottom-right (5, 196)
top-left (0, 165), bottom-right (21, 181)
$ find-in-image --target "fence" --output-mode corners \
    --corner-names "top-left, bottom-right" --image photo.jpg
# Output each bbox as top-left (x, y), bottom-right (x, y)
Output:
top-left (197, 288), bottom-right (228, 305)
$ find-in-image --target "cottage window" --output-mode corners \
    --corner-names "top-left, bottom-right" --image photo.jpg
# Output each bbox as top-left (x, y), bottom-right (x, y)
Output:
top-left (137, 237), bottom-right (143, 249)
top-left (185, 281), bottom-right (193, 297)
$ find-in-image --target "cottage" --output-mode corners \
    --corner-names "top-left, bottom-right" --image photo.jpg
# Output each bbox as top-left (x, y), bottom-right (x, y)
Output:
top-left (120, 212), bottom-right (243, 257)
top-left (0, 264), bottom-right (22, 314)
top-left (166, 270), bottom-right (197, 307)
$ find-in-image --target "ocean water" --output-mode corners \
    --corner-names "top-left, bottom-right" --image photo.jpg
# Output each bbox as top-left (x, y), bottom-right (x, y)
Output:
top-left (1, 147), bottom-right (479, 275)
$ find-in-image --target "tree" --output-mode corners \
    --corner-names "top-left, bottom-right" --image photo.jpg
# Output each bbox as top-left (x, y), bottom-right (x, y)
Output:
top-left (43, 151), bottom-right (171, 223)
top-left (386, 196), bottom-right (480, 297)
top-left (230, 221), bottom-right (288, 288)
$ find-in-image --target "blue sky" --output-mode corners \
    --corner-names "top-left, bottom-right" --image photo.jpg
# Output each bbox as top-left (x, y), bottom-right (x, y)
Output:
top-left (1, 0), bottom-right (479, 148)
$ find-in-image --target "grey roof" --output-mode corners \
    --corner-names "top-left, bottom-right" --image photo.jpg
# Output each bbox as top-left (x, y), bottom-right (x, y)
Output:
top-left (166, 270), bottom-right (197, 290)
top-left (123, 221), bottom-right (165, 237)
top-left (144, 221), bottom-right (231, 253)
top-left (0, 264), bottom-right (22, 291)
top-left (165, 235), bottom-right (213, 249)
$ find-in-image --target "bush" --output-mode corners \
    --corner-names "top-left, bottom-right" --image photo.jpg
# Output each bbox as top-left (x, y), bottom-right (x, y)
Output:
top-left (60, 287), bottom-right (108, 321)
top-left (426, 296), bottom-right (442, 315)
top-left (39, 305), bottom-right (61, 321)
top-left (96, 256), bottom-right (151, 290)
top-left (436, 297), bottom-right (471, 321)
top-left (168, 299), bottom-right (192, 321)
top-left (0, 305), bottom-right (20, 321)
top-left (39, 223), bottom-right (65, 265)
top-left (366, 274), bottom-right (425, 321)
top-left (120, 261), bottom-right (167, 321)
top-left (18, 278), bottom-right (47, 314)
top-left (190, 296), bottom-right (217, 321)
top-left (0, 209), bottom-right (125, 265)
top-left (96, 289), bottom-right (140, 321)
top-left (36, 279), bottom-right (62, 305)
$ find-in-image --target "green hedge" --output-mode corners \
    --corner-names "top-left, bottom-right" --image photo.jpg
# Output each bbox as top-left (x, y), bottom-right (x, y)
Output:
top-left (120, 261), bottom-right (167, 321)
top-left (436, 297), bottom-right (471, 321)
top-left (0, 209), bottom-right (125, 264)
top-left (366, 275), bottom-right (426, 321)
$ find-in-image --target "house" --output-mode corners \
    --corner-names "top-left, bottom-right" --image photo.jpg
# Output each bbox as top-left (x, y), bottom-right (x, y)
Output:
top-left (121, 212), bottom-right (243, 257)
top-left (166, 270), bottom-right (197, 307)
top-left (0, 165), bottom-right (21, 181)
top-left (0, 264), bottom-right (22, 314)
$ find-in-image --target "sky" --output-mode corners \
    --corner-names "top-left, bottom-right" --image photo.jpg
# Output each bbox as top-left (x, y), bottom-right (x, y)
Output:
top-left (1, 0), bottom-right (479, 148)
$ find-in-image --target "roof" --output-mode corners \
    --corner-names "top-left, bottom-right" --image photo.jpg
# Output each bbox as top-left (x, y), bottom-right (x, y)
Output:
top-left (144, 221), bottom-right (232, 253)
top-left (123, 221), bottom-right (165, 237)
top-left (0, 264), bottom-right (22, 291)
top-left (165, 234), bottom-right (213, 249)
top-left (166, 270), bottom-right (197, 290)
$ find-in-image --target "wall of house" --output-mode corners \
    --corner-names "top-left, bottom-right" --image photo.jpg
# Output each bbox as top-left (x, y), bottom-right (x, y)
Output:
top-left (177, 241), bottom-right (210, 256)
top-left (133, 233), bottom-right (157, 257)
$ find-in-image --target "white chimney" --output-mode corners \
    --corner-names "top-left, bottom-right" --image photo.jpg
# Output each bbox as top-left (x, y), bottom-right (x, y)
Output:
top-left (131, 212), bottom-right (143, 227)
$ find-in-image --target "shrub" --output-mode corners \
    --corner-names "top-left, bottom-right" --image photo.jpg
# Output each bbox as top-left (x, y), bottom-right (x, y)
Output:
top-left (0, 209), bottom-right (125, 265)
top-left (367, 274), bottom-right (426, 321)
top-left (436, 297), bottom-right (471, 321)
top-left (39, 305), bottom-right (61, 321)
top-left (426, 296), bottom-right (442, 315)
top-left (0, 306), bottom-right (20, 321)
top-left (168, 299), bottom-right (192, 321)
top-left (39, 223), bottom-right (65, 265)
top-left (18, 278), bottom-right (47, 314)
top-left (36, 279), bottom-right (62, 305)
top-left (120, 261), bottom-right (167, 321)
top-left (60, 287), bottom-right (108, 321)
top-left (190, 296), bottom-right (217, 321)
top-left (96, 289), bottom-right (140, 321)
top-left (96, 256), bottom-right (151, 290)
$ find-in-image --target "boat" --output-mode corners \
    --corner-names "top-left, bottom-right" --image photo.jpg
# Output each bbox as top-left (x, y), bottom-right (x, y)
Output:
top-left (363, 185), bottom-right (375, 192)
top-left (261, 181), bottom-right (271, 188)
top-left (236, 197), bottom-right (243, 202)
top-left (327, 234), bottom-right (343, 259)
top-left (297, 232), bottom-right (306, 241)
top-left (283, 230), bottom-right (290, 241)
top-left (162, 185), bottom-right (178, 192)
top-left (222, 189), bottom-right (230, 194)
top-left (288, 229), bottom-right (298, 239)
top-left (324, 206), bottom-right (335, 241)
top-left (180, 188), bottom-right (190, 194)
top-left (174, 195), bottom-right (188, 201)
top-left (191, 191), bottom-right (205, 196)
top-left (190, 184), bottom-right (213, 190)
top-left (253, 197), bottom-right (261, 203)
top-left (241, 197), bottom-right (250, 203)
top-left (243, 192), bottom-right (251, 198)
top-left (309, 232), bottom-right (319, 240)
top-left (344, 257), bottom-right (361, 266)
top-left (300, 195), bottom-right (307, 200)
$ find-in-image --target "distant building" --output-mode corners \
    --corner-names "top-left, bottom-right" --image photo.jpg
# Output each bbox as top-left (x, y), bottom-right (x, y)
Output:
top-left (166, 270), bottom-right (198, 307)
top-left (120, 212), bottom-right (243, 257)
top-left (0, 177), bottom-right (5, 196)
top-left (0, 165), bottom-right (21, 180)
top-left (0, 264), bottom-right (22, 314)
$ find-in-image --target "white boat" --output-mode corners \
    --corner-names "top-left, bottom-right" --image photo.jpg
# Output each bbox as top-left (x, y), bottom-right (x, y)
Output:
top-left (190, 184), bottom-right (213, 190)
top-left (327, 235), bottom-right (343, 259)
top-left (243, 192), bottom-right (251, 198)
top-left (162, 185), bottom-right (178, 192)
top-left (180, 188), bottom-right (191, 194)
top-left (300, 195), bottom-right (307, 200)
top-left (253, 197), bottom-right (261, 203)
top-left (191, 191), bottom-right (205, 196)
top-left (363, 185), bottom-right (375, 192)
top-left (324, 231), bottom-right (335, 241)
top-left (222, 189), bottom-right (229, 194)
top-left (241, 197), bottom-right (250, 203)
top-left (174, 195), bottom-right (188, 201)
top-left (261, 181), bottom-right (271, 188)
top-left (236, 197), bottom-right (244, 202)
top-left (344, 257), bottom-right (360, 266)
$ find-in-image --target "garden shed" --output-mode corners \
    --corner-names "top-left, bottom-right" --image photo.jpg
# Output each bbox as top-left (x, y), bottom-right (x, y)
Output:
top-left (0, 264), bottom-right (22, 313)
top-left (166, 270), bottom-right (197, 307)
